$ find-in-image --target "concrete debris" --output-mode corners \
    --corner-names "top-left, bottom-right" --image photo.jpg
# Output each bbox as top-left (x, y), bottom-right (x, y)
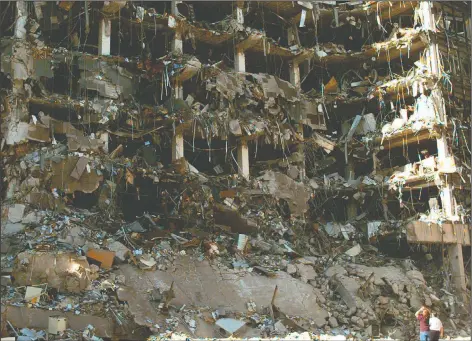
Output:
top-left (107, 241), bottom-right (130, 262)
top-left (259, 171), bottom-right (310, 216)
top-left (0, 1), bottom-right (470, 340)
top-left (7, 204), bottom-right (26, 223)
top-left (344, 244), bottom-right (362, 257)
top-left (215, 318), bottom-right (246, 335)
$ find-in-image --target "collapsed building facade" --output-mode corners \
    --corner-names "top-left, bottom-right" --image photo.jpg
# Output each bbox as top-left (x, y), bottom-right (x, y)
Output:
top-left (0, 1), bottom-right (471, 340)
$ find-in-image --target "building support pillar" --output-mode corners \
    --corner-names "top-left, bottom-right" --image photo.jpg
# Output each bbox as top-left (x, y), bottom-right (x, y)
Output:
top-left (15, 1), bottom-right (27, 39)
top-left (289, 62), bottom-right (301, 89)
top-left (98, 18), bottom-right (111, 56)
top-left (172, 31), bottom-right (183, 54)
top-left (421, 1), bottom-right (465, 298)
top-left (172, 128), bottom-right (184, 162)
top-left (170, 1), bottom-right (184, 164)
top-left (99, 132), bottom-right (109, 153)
top-left (345, 161), bottom-right (357, 220)
top-left (234, 48), bottom-right (246, 73)
top-left (448, 243), bottom-right (467, 299)
top-left (237, 139), bottom-right (249, 179)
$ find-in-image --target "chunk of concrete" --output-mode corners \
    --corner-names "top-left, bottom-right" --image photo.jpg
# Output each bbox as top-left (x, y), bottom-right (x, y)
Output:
top-left (1, 275), bottom-right (12, 286)
top-left (325, 265), bottom-right (347, 278)
top-left (2, 223), bottom-right (25, 236)
top-left (328, 317), bottom-right (339, 328)
top-left (405, 270), bottom-right (426, 286)
top-left (116, 287), bottom-right (159, 328)
top-left (22, 211), bottom-right (44, 224)
top-left (295, 263), bottom-right (317, 283)
top-left (107, 241), bottom-right (130, 262)
top-left (58, 226), bottom-right (86, 247)
top-left (259, 171), bottom-right (310, 216)
top-left (345, 244), bottom-right (362, 257)
top-left (332, 275), bottom-right (360, 308)
top-left (286, 264), bottom-right (297, 275)
top-left (215, 318), bottom-right (246, 335)
top-left (7, 204), bottom-right (25, 223)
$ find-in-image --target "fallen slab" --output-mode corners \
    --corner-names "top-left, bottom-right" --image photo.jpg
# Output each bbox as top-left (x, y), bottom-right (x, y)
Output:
top-left (115, 255), bottom-right (328, 327)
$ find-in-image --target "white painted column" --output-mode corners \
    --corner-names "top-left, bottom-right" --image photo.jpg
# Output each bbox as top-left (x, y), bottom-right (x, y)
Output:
top-left (234, 48), bottom-right (246, 73)
top-left (99, 132), bottom-right (109, 153)
top-left (172, 31), bottom-right (183, 54)
top-left (172, 77), bottom-right (184, 162)
top-left (15, 1), bottom-right (27, 39)
top-left (289, 62), bottom-right (301, 88)
top-left (172, 128), bottom-right (184, 162)
top-left (237, 139), bottom-right (249, 179)
top-left (173, 81), bottom-right (183, 100)
top-left (170, 0), bottom-right (183, 54)
top-left (98, 18), bottom-right (111, 56)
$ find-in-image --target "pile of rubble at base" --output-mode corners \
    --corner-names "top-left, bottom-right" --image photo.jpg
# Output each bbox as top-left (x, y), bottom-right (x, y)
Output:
top-left (1, 155), bottom-right (471, 340)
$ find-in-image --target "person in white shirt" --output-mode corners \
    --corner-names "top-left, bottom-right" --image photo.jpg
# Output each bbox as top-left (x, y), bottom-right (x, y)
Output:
top-left (428, 312), bottom-right (444, 341)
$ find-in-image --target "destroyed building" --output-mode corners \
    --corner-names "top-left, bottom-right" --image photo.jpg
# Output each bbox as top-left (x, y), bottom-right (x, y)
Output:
top-left (0, 1), bottom-right (471, 340)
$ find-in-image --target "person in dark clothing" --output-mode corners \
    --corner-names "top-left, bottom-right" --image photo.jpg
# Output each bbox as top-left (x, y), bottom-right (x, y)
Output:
top-left (415, 305), bottom-right (431, 341)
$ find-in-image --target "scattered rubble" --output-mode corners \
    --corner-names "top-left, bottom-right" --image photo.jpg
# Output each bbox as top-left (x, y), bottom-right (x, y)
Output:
top-left (0, 1), bottom-right (470, 340)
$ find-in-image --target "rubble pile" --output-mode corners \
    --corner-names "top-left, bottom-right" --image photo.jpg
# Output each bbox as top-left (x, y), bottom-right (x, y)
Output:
top-left (1, 1), bottom-right (471, 340)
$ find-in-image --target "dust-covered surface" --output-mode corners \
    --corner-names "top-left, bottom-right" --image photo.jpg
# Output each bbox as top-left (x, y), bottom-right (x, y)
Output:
top-left (0, 1), bottom-right (471, 341)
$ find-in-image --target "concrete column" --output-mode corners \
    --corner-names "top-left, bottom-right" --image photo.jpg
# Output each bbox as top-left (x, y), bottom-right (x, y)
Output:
top-left (172, 31), bottom-right (183, 54)
top-left (297, 125), bottom-right (305, 181)
top-left (170, 0), bottom-right (183, 54)
top-left (174, 81), bottom-right (183, 100)
top-left (171, 0), bottom-right (180, 15)
top-left (99, 132), bottom-right (109, 153)
top-left (289, 62), bottom-right (301, 88)
top-left (235, 3), bottom-right (244, 24)
top-left (448, 243), bottom-right (467, 299)
top-left (237, 139), bottom-right (249, 179)
top-left (440, 185), bottom-right (454, 218)
top-left (172, 129), bottom-right (184, 162)
top-left (234, 48), bottom-right (246, 73)
top-left (15, 1), bottom-right (27, 39)
top-left (98, 18), bottom-right (111, 56)
top-left (287, 26), bottom-right (297, 45)
top-left (172, 78), bottom-right (184, 161)
top-left (345, 162), bottom-right (357, 219)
